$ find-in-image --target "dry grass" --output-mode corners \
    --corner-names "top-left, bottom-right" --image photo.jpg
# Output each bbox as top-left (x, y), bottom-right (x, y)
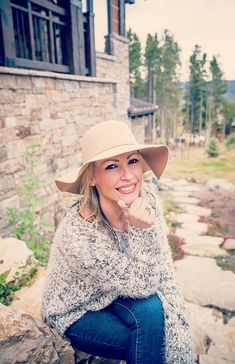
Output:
top-left (165, 144), bottom-right (235, 183)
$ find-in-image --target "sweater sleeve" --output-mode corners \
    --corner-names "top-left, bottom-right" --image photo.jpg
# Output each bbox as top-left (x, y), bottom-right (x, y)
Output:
top-left (152, 194), bottom-right (194, 363)
top-left (60, 211), bottom-right (161, 298)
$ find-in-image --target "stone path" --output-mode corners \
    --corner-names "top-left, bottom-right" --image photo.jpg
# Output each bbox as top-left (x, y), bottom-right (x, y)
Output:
top-left (162, 177), bottom-right (235, 364)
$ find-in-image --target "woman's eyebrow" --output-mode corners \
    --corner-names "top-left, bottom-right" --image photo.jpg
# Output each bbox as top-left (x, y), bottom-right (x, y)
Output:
top-left (127, 152), bottom-right (138, 159)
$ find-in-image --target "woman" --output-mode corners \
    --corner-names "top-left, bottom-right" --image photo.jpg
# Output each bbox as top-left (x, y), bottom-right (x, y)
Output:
top-left (42, 120), bottom-right (193, 364)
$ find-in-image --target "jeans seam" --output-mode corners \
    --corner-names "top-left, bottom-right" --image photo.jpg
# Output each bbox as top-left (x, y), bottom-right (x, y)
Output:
top-left (68, 331), bottom-right (127, 351)
top-left (115, 301), bottom-right (141, 364)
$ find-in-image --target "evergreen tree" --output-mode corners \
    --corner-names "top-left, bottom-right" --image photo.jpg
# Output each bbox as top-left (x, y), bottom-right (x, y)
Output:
top-left (127, 28), bottom-right (144, 98)
top-left (188, 45), bottom-right (207, 140)
top-left (157, 30), bottom-right (181, 141)
top-left (209, 56), bottom-right (227, 135)
top-left (144, 33), bottom-right (161, 103)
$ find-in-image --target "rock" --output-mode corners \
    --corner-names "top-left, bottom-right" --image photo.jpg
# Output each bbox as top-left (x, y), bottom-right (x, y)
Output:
top-left (11, 268), bottom-right (46, 320)
top-left (199, 354), bottom-right (235, 363)
top-left (0, 237), bottom-right (35, 282)
top-left (187, 303), bottom-right (235, 362)
top-left (0, 304), bottom-right (75, 364)
top-left (223, 239), bottom-right (235, 251)
top-left (186, 302), bottom-right (223, 356)
top-left (181, 222), bottom-right (208, 235)
top-left (175, 230), bottom-right (223, 246)
top-left (174, 197), bottom-right (200, 204)
top-left (175, 213), bottom-right (200, 224)
top-left (171, 178), bottom-right (190, 187)
top-left (180, 204), bottom-right (211, 217)
top-left (173, 184), bottom-right (201, 192)
top-left (207, 178), bottom-right (235, 194)
top-left (175, 256), bottom-right (235, 310)
top-left (172, 190), bottom-right (192, 198)
top-left (183, 244), bottom-right (228, 258)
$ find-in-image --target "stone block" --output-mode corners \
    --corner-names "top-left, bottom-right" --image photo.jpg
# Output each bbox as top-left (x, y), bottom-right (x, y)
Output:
top-left (0, 175), bottom-right (16, 193)
top-left (0, 75), bottom-right (17, 89)
top-left (223, 239), bottom-right (235, 250)
top-left (175, 256), bottom-right (235, 310)
top-left (0, 237), bottom-right (35, 282)
top-left (30, 108), bottom-right (42, 121)
top-left (0, 157), bottom-right (25, 175)
top-left (6, 139), bottom-right (25, 159)
top-left (64, 80), bottom-right (80, 92)
top-left (5, 116), bottom-right (17, 128)
top-left (1, 127), bottom-right (17, 143)
top-left (16, 76), bottom-right (33, 89)
top-left (40, 118), bottom-right (65, 130)
top-left (32, 77), bottom-right (46, 89)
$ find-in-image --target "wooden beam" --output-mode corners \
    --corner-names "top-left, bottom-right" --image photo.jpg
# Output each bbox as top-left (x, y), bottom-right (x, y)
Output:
top-left (67, 0), bottom-right (86, 75)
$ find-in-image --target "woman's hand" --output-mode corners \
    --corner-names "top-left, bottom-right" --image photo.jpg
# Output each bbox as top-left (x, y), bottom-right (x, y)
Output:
top-left (117, 197), bottom-right (156, 229)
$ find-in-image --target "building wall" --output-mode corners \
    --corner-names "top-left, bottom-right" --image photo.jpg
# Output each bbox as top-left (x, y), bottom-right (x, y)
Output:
top-left (131, 116), bottom-right (147, 144)
top-left (0, 34), bottom-right (130, 236)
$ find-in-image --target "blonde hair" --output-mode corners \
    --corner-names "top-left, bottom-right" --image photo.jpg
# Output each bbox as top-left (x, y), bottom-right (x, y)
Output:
top-left (78, 163), bottom-right (104, 223)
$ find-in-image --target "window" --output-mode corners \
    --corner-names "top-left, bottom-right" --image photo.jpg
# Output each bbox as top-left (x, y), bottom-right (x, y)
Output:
top-left (0, 0), bottom-right (96, 75)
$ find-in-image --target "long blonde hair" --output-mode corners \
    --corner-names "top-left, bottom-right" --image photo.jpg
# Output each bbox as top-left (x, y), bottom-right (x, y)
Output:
top-left (78, 163), bottom-right (104, 223)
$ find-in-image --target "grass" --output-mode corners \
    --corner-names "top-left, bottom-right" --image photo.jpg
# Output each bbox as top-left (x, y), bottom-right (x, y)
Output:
top-left (166, 144), bottom-right (235, 183)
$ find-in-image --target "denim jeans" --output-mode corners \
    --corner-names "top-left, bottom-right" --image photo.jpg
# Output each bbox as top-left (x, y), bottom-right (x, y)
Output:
top-left (65, 294), bottom-right (165, 364)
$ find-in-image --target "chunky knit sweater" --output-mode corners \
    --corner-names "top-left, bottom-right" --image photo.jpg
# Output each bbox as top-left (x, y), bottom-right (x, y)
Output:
top-left (42, 192), bottom-right (194, 363)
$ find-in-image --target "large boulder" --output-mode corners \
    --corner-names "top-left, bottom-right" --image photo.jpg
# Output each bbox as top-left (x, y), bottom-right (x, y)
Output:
top-left (0, 237), bottom-right (36, 282)
top-left (0, 304), bottom-right (75, 364)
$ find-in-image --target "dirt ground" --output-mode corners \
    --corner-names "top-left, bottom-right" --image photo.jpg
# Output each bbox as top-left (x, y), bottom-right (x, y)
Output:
top-left (195, 187), bottom-right (235, 238)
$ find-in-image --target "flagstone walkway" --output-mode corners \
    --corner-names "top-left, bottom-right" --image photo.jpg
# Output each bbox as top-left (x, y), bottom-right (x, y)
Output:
top-left (162, 177), bottom-right (235, 364)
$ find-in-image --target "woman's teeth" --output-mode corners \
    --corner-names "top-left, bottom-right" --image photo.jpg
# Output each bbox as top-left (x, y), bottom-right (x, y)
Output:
top-left (117, 185), bottom-right (136, 193)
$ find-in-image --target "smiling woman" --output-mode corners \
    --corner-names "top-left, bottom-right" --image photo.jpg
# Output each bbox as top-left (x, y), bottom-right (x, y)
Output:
top-left (41, 120), bottom-right (194, 364)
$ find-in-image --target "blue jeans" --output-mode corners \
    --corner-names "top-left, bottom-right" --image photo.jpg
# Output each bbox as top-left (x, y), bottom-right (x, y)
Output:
top-left (65, 294), bottom-right (165, 364)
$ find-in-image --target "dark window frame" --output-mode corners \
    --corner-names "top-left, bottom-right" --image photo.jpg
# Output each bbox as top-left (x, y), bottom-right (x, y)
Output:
top-left (0, 0), bottom-right (96, 76)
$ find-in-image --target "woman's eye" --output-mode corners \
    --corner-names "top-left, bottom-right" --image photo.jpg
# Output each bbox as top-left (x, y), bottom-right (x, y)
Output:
top-left (128, 158), bottom-right (139, 164)
top-left (105, 164), bottom-right (117, 170)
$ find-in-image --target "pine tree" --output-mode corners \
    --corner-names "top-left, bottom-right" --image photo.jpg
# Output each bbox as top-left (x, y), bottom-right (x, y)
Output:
top-left (188, 45), bottom-right (207, 141)
top-left (127, 29), bottom-right (144, 98)
top-left (209, 56), bottom-right (227, 136)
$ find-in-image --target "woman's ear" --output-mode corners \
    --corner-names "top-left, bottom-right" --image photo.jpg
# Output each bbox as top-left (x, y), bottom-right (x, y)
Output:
top-left (90, 177), bottom-right (96, 187)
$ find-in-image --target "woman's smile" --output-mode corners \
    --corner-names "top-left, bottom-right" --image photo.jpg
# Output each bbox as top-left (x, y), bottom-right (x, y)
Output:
top-left (116, 183), bottom-right (137, 194)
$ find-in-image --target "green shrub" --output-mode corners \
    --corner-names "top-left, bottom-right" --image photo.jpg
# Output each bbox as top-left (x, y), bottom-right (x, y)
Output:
top-left (226, 135), bottom-right (235, 148)
top-left (0, 266), bottom-right (38, 305)
top-left (206, 138), bottom-right (219, 158)
top-left (6, 141), bottom-right (53, 265)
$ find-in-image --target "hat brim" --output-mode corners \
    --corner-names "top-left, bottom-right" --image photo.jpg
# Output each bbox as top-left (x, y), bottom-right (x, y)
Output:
top-left (55, 143), bottom-right (168, 194)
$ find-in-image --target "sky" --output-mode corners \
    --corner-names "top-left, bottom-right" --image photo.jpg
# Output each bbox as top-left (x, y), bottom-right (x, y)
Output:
top-left (125, 0), bottom-right (235, 81)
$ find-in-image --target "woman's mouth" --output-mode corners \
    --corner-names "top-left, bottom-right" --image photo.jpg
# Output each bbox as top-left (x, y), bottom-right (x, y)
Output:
top-left (116, 183), bottom-right (137, 194)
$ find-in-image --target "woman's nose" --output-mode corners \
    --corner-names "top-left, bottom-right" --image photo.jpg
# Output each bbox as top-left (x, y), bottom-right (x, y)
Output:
top-left (120, 165), bottom-right (133, 180)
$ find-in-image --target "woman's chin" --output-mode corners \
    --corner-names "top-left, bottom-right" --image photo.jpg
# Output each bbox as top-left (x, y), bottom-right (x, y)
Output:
top-left (118, 192), bottom-right (139, 206)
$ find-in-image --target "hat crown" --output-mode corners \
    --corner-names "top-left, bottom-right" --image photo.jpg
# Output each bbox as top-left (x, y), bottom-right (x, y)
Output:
top-left (81, 121), bottom-right (138, 162)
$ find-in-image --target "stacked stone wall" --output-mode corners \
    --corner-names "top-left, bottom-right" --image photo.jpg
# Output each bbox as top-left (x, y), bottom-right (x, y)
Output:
top-left (0, 34), bottom-right (130, 235)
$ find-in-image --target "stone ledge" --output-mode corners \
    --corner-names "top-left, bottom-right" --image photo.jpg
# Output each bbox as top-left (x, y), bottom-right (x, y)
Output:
top-left (96, 52), bottom-right (117, 62)
top-left (0, 67), bottom-right (117, 84)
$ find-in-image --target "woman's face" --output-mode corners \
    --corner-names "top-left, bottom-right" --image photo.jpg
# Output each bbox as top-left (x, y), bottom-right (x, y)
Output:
top-left (92, 151), bottom-right (144, 208)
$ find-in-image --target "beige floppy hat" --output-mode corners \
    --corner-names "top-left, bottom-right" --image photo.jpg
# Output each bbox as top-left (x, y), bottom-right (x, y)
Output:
top-left (55, 120), bottom-right (169, 194)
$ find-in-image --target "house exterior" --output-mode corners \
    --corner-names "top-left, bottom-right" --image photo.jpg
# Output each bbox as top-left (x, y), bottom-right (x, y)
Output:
top-left (129, 97), bottom-right (158, 143)
top-left (0, 0), bottom-right (137, 235)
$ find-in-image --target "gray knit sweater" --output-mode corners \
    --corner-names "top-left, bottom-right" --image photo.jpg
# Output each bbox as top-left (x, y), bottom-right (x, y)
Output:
top-left (42, 192), bottom-right (194, 363)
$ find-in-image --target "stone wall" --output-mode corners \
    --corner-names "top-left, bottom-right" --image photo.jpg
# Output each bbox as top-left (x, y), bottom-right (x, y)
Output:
top-left (131, 116), bottom-right (147, 144)
top-left (0, 34), bottom-right (130, 236)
